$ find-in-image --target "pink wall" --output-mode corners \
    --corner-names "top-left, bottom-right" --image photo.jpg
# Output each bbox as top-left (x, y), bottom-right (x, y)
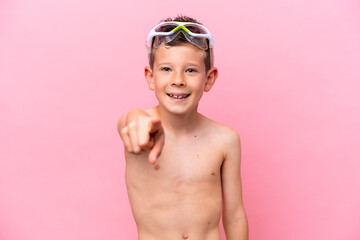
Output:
top-left (1, 0), bottom-right (359, 239)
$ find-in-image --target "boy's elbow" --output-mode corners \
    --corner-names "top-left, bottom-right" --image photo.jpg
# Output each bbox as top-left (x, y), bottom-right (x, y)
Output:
top-left (223, 212), bottom-right (247, 225)
top-left (223, 206), bottom-right (247, 224)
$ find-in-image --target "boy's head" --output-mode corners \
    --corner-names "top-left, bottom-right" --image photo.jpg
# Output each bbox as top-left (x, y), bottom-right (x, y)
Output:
top-left (147, 15), bottom-right (214, 73)
top-left (144, 15), bottom-right (218, 116)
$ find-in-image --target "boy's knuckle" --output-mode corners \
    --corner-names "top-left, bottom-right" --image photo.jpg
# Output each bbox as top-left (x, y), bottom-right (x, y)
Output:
top-left (133, 147), bottom-right (142, 154)
top-left (128, 121), bottom-right (136, 129)
top-left (139, 141), bottom-right (146, 147)
top-left (120, 127), bottom-right (128, 135)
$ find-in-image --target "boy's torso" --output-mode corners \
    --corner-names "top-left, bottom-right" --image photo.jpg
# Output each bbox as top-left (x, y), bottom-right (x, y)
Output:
top-left (125, 109), bottom-right (230, 240)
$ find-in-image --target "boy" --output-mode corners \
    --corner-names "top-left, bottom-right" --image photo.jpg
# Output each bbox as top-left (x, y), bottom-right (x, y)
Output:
top-left (117, 15), bottom-right (248, 240)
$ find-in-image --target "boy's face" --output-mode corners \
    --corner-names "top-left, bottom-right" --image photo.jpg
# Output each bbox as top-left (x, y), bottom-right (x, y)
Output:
top-left (145, 43), bottom-right (218, 115)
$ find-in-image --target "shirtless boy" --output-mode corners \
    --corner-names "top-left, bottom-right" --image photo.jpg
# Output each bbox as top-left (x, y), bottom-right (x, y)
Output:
top-left (117, 15), bottom-right (248, 240)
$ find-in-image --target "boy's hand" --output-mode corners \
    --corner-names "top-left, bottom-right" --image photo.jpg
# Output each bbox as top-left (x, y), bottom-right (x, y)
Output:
top-left (120, 116), bottom-right (164, 164)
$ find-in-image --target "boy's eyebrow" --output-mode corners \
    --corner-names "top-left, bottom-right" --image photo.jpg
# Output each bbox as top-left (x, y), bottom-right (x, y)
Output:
top-left (156, 62), bottom-right (202, 67)
top-left (156, 62), bottom-right (174, 66)
top-left (186, 63), bottom-right (202, 67)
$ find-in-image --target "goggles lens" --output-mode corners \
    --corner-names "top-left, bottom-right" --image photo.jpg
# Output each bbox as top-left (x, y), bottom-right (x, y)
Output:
top-left (155, 23), bottom-right (178, 32)
top-left (152, 30), bottom-right (209, 50)
top-left (184, 24), bottom-right (207, 34)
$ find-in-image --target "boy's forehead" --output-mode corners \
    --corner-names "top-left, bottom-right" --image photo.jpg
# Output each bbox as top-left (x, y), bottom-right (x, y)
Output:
top-left (153, 43), bottom-right (206, 66)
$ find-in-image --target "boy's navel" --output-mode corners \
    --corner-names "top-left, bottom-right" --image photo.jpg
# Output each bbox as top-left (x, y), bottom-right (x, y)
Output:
top-left (182, 233), bottom-right (189, 239)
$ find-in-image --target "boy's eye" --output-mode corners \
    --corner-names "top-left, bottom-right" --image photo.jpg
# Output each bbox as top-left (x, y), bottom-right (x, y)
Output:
top-left (186, 68), bottom-right (197, 73)
top-left (161, 67), bottom-right (171, 72)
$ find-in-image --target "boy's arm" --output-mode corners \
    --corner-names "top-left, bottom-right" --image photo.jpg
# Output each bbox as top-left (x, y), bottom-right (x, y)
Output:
top-left (221, 130), bottom-right (248, 240)
top-left (117, 108), bottom-right (164, 164)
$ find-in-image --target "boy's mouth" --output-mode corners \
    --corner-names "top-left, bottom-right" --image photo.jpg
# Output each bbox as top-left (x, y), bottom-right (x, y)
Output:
top-left (166, 93), bottom-right (191, 99)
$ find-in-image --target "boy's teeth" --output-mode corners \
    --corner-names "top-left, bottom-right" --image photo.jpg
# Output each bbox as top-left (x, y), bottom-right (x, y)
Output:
top-left (168, 94), bottom-right (188, 99)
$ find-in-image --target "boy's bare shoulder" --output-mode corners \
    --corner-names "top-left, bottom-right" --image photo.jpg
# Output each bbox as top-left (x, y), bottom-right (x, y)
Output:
top-left (201, 116), bottom-right (241, 163)
top-left (145, 107), bottom-right (158, 118)
top-left (201, 115), bottom-right (241, 147)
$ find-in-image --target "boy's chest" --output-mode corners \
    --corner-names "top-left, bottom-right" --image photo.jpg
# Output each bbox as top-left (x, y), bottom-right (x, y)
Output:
top-left (154, 138), bottom-right (224, 182)
top-left (125, 133), bottom-right (226, 194)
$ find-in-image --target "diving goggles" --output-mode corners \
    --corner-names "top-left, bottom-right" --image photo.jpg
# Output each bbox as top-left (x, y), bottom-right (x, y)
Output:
top-left (146, 21), bottom-right (214, 50)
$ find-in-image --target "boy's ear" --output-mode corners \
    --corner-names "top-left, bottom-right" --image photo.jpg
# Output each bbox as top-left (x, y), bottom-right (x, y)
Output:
top-left (204, 67), bottom-right (218, 92)
top-left (144, 66), bottom-right (155, 91)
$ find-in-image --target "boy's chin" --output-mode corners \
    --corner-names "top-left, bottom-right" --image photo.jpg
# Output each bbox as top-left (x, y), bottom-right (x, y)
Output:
top-left (159, 103), bottom-right (199, 116)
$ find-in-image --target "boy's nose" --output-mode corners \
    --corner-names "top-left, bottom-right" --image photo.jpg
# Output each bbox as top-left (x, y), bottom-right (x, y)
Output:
top-left (171, 73), bottom-right (186, 87)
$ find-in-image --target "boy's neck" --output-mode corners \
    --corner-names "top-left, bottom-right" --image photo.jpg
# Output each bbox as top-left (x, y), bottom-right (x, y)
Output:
top-left (155, 105), bottom-right (201, 135)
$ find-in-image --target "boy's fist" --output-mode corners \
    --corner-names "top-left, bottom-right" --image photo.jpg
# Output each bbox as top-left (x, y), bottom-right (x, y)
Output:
top-left (120, 116), bottom-right (164, 164)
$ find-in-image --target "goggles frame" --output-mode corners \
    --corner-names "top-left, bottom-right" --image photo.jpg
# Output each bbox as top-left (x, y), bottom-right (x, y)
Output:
top-left (146, 21), bottom-right (214, 50)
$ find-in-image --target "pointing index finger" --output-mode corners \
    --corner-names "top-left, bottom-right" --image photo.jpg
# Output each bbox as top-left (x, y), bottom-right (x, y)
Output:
top-left (149, 117), bottom-right (162, 134)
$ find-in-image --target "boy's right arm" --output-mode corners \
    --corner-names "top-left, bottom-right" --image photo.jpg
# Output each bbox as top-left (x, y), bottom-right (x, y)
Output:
top-left (117, 109), bottom-right (164, 164)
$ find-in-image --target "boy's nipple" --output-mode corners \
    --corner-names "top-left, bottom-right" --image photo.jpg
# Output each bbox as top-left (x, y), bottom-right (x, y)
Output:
top-left (154, 164), bottom-right (160, 170)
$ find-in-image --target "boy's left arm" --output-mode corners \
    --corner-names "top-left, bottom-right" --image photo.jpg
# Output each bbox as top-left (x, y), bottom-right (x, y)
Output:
top-left (221, 130), bottom-right (248, 240)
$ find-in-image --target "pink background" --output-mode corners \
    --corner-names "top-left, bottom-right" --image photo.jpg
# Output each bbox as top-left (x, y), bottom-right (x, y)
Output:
top-left (1, 0), bottom-right (360, 239)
